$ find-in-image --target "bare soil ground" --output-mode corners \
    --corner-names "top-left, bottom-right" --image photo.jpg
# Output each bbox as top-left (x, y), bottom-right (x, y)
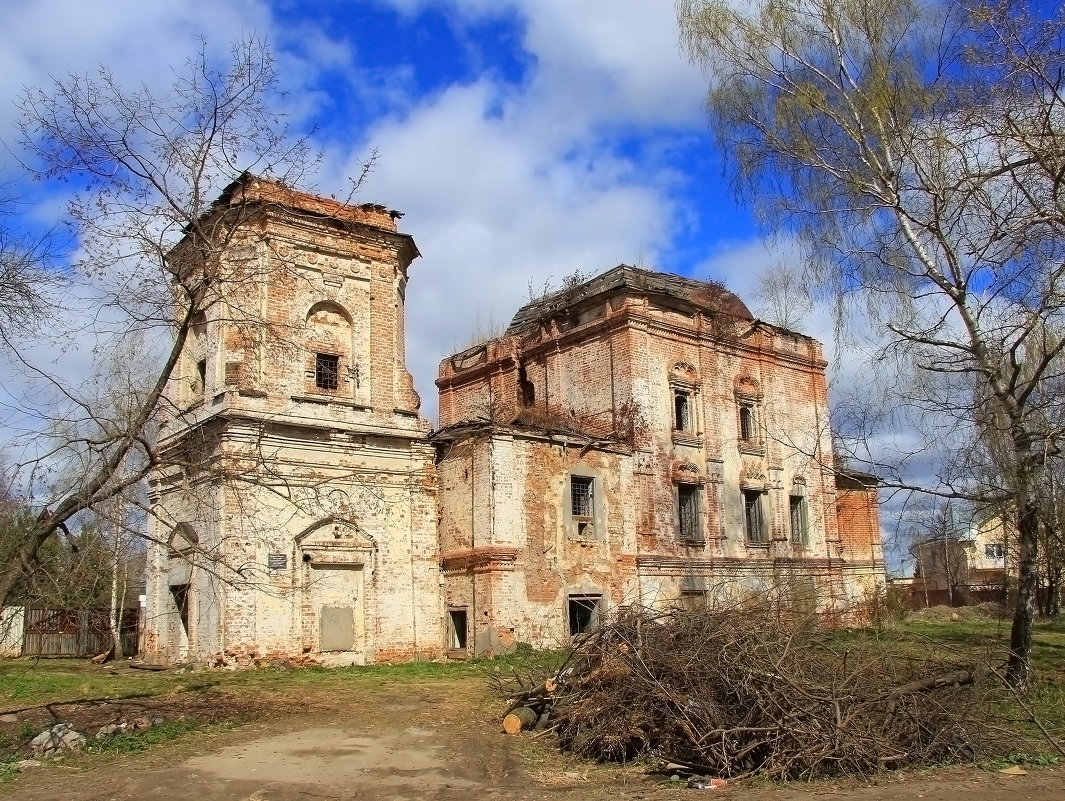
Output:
top-left (2, 671), bottom-right (1062, 801)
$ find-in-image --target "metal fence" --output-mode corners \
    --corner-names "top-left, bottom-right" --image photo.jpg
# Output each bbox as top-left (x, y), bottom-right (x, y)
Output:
top-left (21, 608), bottom-right (140, 657)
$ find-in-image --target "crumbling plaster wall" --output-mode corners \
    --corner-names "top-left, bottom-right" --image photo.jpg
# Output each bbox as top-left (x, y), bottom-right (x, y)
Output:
top-left (147, 179), bottom-right (439, 665)
top-left (438, 430), bottom-right (637, 654)
top-left (436, 274), bottom-right (885, 634)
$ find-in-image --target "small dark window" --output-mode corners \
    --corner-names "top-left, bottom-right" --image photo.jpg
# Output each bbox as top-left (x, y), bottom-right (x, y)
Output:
top-left (789, 495), bottom-right (808, 545)
top-left (674, 390), bottom-right (691, 431)
top-left (678, 484), bottom-right (702, 542)
top-left (571, 475), bottom-right (593, 518)
top-left (315, 353), bottom-right (340, 390)
top-left (568, 595), bottom-right (600, 635)
top-left (739, 403), bottom-right (756, 441)
top-left (194, 359), bottom-right (206, 395)
top-left (744, 489), bottom-right (767, 543)
top-left (985, 543), bottom-right (1004, 559)
top-left (170, 583), bottom-right (190, 635)
top-left (448, 609), bottom-right (468, 650)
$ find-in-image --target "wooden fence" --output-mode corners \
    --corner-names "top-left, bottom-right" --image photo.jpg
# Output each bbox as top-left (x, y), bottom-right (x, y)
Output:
top-left (21, 608), bottom-right (140, 657)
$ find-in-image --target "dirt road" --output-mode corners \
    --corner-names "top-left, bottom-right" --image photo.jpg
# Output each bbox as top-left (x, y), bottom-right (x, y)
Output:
top-left (4, 677), bottom-right (1062, 801)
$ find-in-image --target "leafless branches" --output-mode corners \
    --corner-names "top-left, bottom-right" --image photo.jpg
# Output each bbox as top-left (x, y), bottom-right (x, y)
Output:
top-left (495, 601), bottom-right (1025, 780)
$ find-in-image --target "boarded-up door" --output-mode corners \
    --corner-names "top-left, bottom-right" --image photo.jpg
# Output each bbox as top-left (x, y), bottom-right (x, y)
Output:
top-left (310, 564), bottom-right (364, 653)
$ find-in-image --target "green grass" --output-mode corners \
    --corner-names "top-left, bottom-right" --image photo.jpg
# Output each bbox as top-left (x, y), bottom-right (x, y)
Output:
top-left (84, 719), bottom-right (214, 755)
top-left (0, 651), bottom-right (565, 712)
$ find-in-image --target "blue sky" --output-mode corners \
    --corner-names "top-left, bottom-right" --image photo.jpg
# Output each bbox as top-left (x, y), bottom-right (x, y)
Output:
top-left (1, 0), bottom-right (919, 564)
top-left (0, 0), bottom-right (782, 401)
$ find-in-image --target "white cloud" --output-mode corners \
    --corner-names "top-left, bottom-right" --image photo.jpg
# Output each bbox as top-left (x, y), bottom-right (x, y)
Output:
top-left (334, 80), bottom-right (673, 419)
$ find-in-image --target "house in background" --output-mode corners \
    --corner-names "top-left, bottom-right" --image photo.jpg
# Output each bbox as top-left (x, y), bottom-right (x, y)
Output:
top-left (144, 180), bottom-right (885, 665)
top-left (905, 506), bottom-right (1013, 607)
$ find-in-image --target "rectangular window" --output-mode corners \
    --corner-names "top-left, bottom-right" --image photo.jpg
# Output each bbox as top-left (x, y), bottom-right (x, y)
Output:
top-left (315, 353), bottom-right (340, 390)
top-left (195, 359), bottom-right (207, 395)
top-left (789, 495), bottom-right (808, 545)
top-left (674, 390), bottom-right (691, 431)
top-left (739, 404), bottom-right (756, 441)
top-left (679, 590), bottom-right (707, 612)
top-left (678, 484), bottom-right (702, 542)
top-left (571, 475), bottom-right (593, 518)
top-left (744, 489), bottom-right (767, 543)
top-left (448, 609), bottom-right (468, 651)
top-left (568, 595), bottom-right (600, 635)
top-left (985, 543), bottom-right (1004, 559)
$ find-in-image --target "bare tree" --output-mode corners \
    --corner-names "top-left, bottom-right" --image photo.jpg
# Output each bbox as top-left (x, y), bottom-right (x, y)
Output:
top-left (678, 0), bottom-right (1065, 684)
top-left (0, 36), bottom-right (318, 610)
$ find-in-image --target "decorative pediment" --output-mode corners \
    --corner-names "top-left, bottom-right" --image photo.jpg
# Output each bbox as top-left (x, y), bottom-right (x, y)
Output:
top-left (740, 460), bottom-right (768, 487)
top-left (734, 374), bottom-right (761, 399)
top-left (671, 361), bottom-right (699, 384)
top-left (671, 459), bottom-right (704, 484)
top-left (297, 518), bottom-right (376, 552)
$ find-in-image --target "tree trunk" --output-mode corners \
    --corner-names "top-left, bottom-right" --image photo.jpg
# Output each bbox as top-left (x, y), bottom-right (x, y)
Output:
top-left (108, 554), bottom-right (125, 660)
top-left (503, 707), bottom-right (538, 735)
top-left (1007, 491), bottom-right (1039, 686)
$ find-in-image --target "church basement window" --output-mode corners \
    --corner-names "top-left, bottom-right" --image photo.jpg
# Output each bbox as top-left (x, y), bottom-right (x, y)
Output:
top-left (568, 594), bottom-right (600, 635)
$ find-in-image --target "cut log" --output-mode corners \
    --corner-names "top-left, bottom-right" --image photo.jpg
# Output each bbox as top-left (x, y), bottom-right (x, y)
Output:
top-left (503, 706), bottom-right (538, 735)
top-left (544, 677), bottom-right (558, 693)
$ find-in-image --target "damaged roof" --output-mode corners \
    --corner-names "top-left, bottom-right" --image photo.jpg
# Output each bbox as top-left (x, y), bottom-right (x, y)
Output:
top-left (507, 264), bottom-right (753, 333)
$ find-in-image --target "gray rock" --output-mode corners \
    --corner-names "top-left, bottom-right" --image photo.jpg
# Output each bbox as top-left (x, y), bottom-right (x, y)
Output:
top-left (0, 713), bottom-right (17, 723)
top-left (30, 723), bottom-right (86, 757)
top-left (95, 723), bottom-right (126, 738)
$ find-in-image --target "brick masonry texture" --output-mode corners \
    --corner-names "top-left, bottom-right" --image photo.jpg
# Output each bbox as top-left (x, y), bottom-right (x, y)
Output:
top-left (145, 180), bottom-right (885, 665)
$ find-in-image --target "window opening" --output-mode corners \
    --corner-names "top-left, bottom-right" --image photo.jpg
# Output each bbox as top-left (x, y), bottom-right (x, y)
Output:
top-left (568, 595), bottom-right (600, 635)
top-left (571, 475), bottom-right (594, 536)
top-left (985, 543), bottom-right (1004, 559)
top-left (517, 364), bottom-right (535, 407)
top-left (315, 353), bottom-right (340, 390)
top-left (170, 584), bottom-right (190, 635)
top-left (678, 484), bottom-right (701, 542)
top-left (674, 390), bottom-right (691, 431)
top-left (195, 359), bottom-right (207, 395)
top-left (448, 609), bottom-right (468, 650)
top-left (679, 590), bottom-right (707, 612)
top-left (789, 495), bottom-right (809, 545)
top-left (744, 489), bottom-right (767, 543)
top-left (739, 403), bottom-right (756, 441)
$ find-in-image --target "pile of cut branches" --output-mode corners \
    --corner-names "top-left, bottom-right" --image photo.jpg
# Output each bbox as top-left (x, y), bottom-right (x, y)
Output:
top-left (493, 603), bottom-right (1019, 780)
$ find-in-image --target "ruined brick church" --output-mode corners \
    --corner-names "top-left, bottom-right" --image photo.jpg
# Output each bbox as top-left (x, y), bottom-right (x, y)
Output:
top-left (144, 177), bottom-right (884, 665)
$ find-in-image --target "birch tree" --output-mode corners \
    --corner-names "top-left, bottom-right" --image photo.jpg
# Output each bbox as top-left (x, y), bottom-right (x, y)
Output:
top-left (678, 0), bottom-right (1065, 684)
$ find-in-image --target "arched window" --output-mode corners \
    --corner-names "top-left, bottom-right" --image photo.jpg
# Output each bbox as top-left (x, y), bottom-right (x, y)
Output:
top-left (305, 302), bottom-right (354, 395)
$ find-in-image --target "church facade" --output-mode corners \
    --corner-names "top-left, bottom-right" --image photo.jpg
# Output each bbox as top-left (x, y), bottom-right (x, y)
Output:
top-left (143, 178), bottom-right (884, 665)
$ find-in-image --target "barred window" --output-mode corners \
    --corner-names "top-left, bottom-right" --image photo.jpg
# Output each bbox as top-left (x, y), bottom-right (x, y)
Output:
top-left (739, 403), bottom-right (756, 440)
top-left (571, 476), bottom-right (593, 518)
top-left (678, 484), bottom-right (702, 542)
top-left (744, 489), bottom-right (768, 543)
top-left (789, 495), bottom-right (809, 545)
top-left (674, 390), bottom-right (691, 431)
top-left (315, 353), bottom-right (340, 390)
